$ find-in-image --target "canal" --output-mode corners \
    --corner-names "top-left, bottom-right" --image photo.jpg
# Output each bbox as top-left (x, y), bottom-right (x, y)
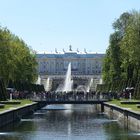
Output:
top-left (0, 104), bottom-right (139, 140)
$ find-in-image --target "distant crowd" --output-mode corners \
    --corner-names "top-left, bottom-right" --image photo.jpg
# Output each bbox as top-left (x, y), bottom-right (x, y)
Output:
top-left (6, 86), bottom-right (134, 101)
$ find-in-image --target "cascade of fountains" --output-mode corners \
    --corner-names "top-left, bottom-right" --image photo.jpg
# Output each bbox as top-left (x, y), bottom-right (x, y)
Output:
top-left (56, 84), bottom-right (63, 92)
top-left (99, 78), bottom-right (103, 84)
top-left (86, 78), bottom-right (93, 92)
top-left (36, 75), bottom-right (41, 85)
top-left (62, 63), bottom-right (73, 92)
top-left (45, 77), bottom-right (50, 91)
top-left (76, 85), bottom-right (87, 93)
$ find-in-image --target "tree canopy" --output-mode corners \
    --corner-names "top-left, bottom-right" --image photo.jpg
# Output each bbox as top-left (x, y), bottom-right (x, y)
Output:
top-left (103, 10), bottom-right (140, 84)
top-left (0, 26), bottom-right (38, 86)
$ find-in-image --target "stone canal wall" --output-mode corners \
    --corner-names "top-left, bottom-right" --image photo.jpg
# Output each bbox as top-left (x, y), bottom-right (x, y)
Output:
top-left (1, 101), bottom-right (140, 132)
top-left (0, 102), bottom-right (46, 127)
top-left (103, 103), bottom-right (140, 132)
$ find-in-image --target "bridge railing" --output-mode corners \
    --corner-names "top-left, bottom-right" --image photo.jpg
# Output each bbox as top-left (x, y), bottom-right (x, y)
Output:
top-left (30, 92), bottom-right (111, 102)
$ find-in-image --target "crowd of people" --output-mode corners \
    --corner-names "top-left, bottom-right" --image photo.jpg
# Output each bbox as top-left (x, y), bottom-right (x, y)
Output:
top-left (7, 89), bottom-right (27, 100)
top-left (6, 86), bottom-right (134, 101)
top-left (31, 91), bottom-right (110, 101)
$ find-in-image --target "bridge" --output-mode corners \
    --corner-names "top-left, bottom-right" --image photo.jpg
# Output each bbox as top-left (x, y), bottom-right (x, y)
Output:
top-left (31, 92), bottom-right (109, 107)
top-left (34, 100), bottom-right (108, 105)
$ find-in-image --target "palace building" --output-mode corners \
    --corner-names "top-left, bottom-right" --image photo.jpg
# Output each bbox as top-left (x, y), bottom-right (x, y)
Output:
top-left (36, 46), bottom-right (105, 91)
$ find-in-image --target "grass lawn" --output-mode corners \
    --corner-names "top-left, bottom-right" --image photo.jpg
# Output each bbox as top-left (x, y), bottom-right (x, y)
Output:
top-left (0, 99), bottom-right (34, 113)
top-left (108, 99), bottom-right (140, 112)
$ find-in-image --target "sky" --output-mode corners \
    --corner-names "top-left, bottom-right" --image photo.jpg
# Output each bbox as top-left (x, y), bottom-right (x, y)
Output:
top-left (0, 0), bottom-right (140, 53)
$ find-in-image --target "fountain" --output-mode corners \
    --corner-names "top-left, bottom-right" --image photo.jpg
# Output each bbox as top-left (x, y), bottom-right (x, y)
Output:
top-left (87, 78), bottom-right (93, 92)
top-left (76, 85), bottom-right (87, 93)
top-left (99, 78), bottom-right (103, 84)
top-left (44, 78), bottom-right (50, 91)
top-left (56, 84), bottom-right (63, 92)
top-left (36, 75), bottom-right (41, 85)
top-left (10, 93), bottom-right (12, 101)
top-left (62, 63), bottom-right (73, 92)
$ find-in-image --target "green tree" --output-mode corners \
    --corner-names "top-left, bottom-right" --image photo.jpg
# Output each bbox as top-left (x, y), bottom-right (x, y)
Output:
top-left (102, 12), bottom-right (132, 84)
top-left (0, 26), bottom-right (37, 86)
top-left (121, 11), bottom-right (140, 81)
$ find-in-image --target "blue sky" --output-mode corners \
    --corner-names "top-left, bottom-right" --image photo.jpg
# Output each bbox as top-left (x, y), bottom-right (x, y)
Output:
top-left (0, 0), bottom-right (140, 53)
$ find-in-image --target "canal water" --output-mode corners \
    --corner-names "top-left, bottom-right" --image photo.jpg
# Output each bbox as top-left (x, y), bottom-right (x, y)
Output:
top-left (0, 105), bottom-right (140, 140)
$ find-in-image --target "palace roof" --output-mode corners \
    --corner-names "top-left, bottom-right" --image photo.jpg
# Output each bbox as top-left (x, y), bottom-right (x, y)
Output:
top-left (36, 51), bottom-right (105, 59)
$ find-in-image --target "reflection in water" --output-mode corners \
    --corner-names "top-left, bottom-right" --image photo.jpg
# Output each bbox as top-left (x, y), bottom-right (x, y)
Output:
top-left (0, 104), bottom-right (139, 140)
